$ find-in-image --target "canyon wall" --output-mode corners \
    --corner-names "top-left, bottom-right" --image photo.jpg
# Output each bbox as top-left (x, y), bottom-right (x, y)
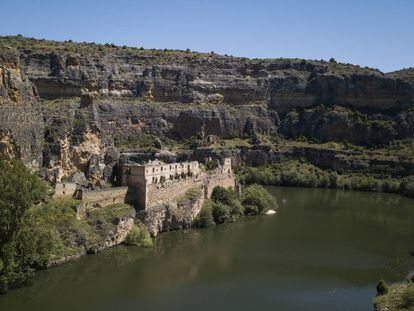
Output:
top-left (0, 36), bottom-right (413, 185)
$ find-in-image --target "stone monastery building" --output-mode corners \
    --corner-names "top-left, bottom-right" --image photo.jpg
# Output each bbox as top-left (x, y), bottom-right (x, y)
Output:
top-left (54, 158), bottom-right (236, 211)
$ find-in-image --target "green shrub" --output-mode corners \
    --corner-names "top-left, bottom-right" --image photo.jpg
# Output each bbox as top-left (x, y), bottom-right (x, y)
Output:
top-left (230, 200), bottom-right (245, 217)
top-left (212, 202), bottom-right (232, 224)
top-left (205, 159), bottom-right (217, 171)
top-left (376, 279), bottom-right (389, 296)
top-left (193, 200), bottom-right (215, 228)
top-left (211, 186), bottom-right (236, 205)
top-left (241, 184), bottom-right (278, 215)
top-left (243, 204), bottom-right (259, 215)
top-left (124, 224), bottom-right (153, 247)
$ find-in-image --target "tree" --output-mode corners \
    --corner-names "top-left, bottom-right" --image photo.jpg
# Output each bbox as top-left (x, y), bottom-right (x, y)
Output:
top-left (241, 184), bottom-right (278, 215)
top-left (193, 200), bottom-right (215, 228)
top-left (0, 159), bottom-right (47, 293)
top-left (211, 186), bottom-right (236, 205)
top-left (376, 279), bottom-right (389, 296)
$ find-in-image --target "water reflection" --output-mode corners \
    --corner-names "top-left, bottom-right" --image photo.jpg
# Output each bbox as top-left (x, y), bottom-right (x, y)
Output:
top-left (1, 187), bottom-right (413, 311)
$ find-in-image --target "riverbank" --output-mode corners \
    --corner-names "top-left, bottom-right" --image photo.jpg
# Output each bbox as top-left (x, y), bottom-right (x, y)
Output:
top-left (236, 159), bottom-right (414, 199)
top-left (28, 199), bottom-right (136, 267)
top-left (374, 283), bottom-right (414, 311)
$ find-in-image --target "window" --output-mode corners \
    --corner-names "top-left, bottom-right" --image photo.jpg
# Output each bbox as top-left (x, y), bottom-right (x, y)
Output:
top-left (153, 167), bottom-right (155, 173)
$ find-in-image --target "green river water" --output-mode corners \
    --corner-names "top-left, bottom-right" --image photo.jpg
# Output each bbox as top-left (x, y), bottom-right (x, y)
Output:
top-left (0, 187), bottom-right (413, 311)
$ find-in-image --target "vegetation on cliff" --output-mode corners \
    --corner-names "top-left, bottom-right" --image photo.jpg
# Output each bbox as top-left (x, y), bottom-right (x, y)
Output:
top-left (124, 224), bottom-right (153, 247)
top-left (31, 200), bottom-right (135, 262)
top-left (193, 185), bottom-right (278, 228)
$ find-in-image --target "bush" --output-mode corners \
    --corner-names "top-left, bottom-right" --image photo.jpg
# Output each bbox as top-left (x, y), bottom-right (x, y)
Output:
top-left (243, 204), bottom-right (259, 216)
top-left (205, 159), bottom-right (217, 171)
top-left (230, 200), bottom-right (245, 217)
top-left (211, 186), bottom-right (236, 205)
top-left (193, 200), bottom-right (215, 228)
top-left (241, 184), bottom-right (278, 215)
top-left (124, 224), bottom-right (153, 247)
top-left (376, 279), bottom-right (389, 296)
top-left (212, 202), bottom-right (232, 224)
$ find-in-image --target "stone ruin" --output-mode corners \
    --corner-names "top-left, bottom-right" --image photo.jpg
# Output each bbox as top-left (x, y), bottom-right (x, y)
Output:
top-left (53, 158), bottom-right (236, 211)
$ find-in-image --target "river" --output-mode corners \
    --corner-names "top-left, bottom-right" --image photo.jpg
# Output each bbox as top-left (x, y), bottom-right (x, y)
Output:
top-left (1, 187), bottom-right (413, 311)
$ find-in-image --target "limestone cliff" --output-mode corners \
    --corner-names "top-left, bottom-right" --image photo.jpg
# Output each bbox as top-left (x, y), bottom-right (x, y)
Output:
top-left (0, 36), bottom-right (413, 184)
top-left (0, 45), bottom-right (44, 169)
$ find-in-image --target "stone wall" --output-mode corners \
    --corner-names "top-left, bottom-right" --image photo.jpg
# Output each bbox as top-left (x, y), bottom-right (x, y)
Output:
top-left (146, 177), bottom-right (204, 208)
top-left (137, 190), bottom-right (205, 236)
top-left (80, 187), bottom-right (129, 207)
top-left (205, 172), bottom-right (236, 198)
top-left (53, 182), bottom-right (77, 199)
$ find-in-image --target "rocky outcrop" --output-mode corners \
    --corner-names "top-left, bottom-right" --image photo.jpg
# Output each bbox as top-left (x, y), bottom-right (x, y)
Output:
top-left (8, 38), bottom-right (411, 112)
top-left (137, 193), bottom-right (204, 236)
top-left (0, 46), bottom-right (44, 169)
top-left (95, 100), bottom-right (277, 141)
top-left (39, 100), bottom-right (118, 186)
top-left (1, 36), bottom-right (411, 149)
top-left (0, 36), bottom-right (413, 184)
top-left (279, 105), bottom-right (414, 146)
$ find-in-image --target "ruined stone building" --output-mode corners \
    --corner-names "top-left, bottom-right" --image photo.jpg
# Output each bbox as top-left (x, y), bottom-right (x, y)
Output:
top-left (54, 158), bottom-right (236, 211)
top-left (121, 159), bottom-right (235, 210)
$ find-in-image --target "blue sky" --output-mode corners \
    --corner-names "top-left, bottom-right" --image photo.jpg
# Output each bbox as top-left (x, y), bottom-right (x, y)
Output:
top-left (1, 0), bottom-right (412, 72)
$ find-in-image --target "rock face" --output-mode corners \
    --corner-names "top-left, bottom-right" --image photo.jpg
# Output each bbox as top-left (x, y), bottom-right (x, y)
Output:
top-left (12, 40), bottom-right (412, 111)
top-left (137, 194), bottom-right (204, 236)
top-left (39, 100), bottom-right (118, 185)
top-left (0, 36), bottom-right (413, 184)
top-left (0, 45), bottom-right (44, 169)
